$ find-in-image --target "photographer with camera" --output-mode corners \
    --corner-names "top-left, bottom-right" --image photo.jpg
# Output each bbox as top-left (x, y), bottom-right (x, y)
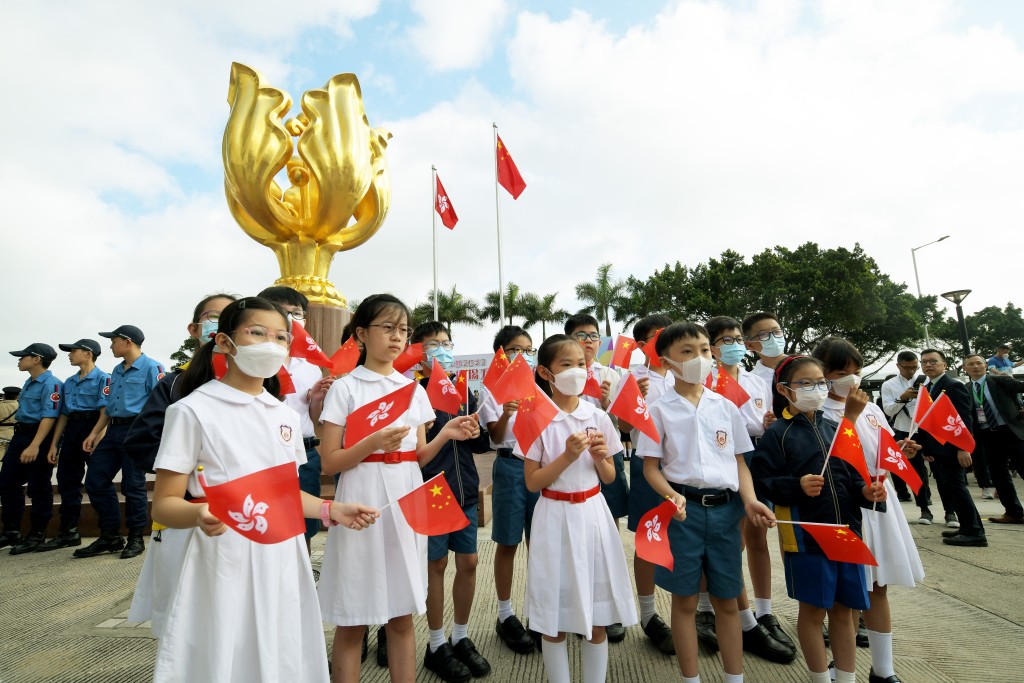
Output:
top-left (881, 351), bottom-right (936, 524)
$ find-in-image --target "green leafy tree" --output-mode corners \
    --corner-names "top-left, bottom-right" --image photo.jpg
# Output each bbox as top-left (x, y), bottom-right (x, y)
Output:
top-left (523, 292), bottom-right (570, 338)
top-left (412, 287), bottom-right (483, 334)
top-left (170, 337), bottom-right (198, 370)
top-left (575, 263), bottom-right (627, 336)
top-left (930, 303), bottom-right (1024, 365)
top-left (481, 282), bottom-right (534, 327)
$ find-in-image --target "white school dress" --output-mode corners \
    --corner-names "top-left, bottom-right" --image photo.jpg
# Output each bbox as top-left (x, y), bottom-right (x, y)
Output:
top-left (317, 365), bottom-right (435, 626)
top-left (514, 400), bottom-right (638, 638)
top-left (127, 526), bottom-right (189, 637)
top-left (823, 399), bottom-right (924, 588)
top-left (151, 380), bottom-right (328, 683)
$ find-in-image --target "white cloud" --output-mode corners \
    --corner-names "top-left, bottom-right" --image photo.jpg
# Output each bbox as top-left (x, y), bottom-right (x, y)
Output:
top-left (406, 0), bottom-right (508, 71)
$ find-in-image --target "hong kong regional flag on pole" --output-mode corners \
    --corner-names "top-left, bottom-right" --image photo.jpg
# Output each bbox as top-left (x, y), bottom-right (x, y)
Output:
top-left (197, 463), bottom-right (305, 544)
top-left (289, 319), bottom-right (333, 369)
top-left (344, 382), bottom-right (417, 448)
top-left (435, 173), bottom-right (458, 229)
top-left (496, 135), bottom-right (527, 199)
top-left (635, 500), bottom-right (677, 570)
top-left (877, 429), bottom-right (923, 495)
top-left (609, 373), bottom-right (660, 443)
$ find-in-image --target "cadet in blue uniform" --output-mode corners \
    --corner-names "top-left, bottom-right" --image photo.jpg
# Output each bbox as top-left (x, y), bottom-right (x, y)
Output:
top-left (1, 343), bottom-right (63, 554)
top-left (76, 325), bottom-right (164, 560)
top-left (37, 339), bottom-right (109, 551)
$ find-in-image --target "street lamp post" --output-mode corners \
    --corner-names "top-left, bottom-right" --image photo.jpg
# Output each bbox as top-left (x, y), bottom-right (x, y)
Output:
top-left (941, 289), bottom-right (973, 358)
top-left (911, 235), bottom-right (950, 347)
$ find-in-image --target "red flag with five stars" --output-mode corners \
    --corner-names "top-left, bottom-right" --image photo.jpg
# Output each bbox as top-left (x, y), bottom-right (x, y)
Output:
top-left (456, 371), bottom-right (470, 407)
top-left (512, 388), bottom-right (559, 454)
top-left (435, 173), bottom-right (459, 230)
top-left (491, 353), bottom-right (535, 404)
top-left (393, 343), bottom-right (424, 375)
top-left (609, 373), bottom-right (660, 443)
top-left (197, 462), bottom-right (305, 545)
top-left (639, 328), bottom-right (664, 369)
top-left (330, 337), bottom-right (361, 376)
top-left (877, 429), bottom-right (923, 495)
top-left (289, 320), bottom-right (333, 369)
top-left (799, 523), bottom-right (878, 566)
top-left (611, 335), bottom-right (636, 369)
top-left (635, 500), bottom-right (677, 570)
top-left (918, 392), bottom-right (976, 453)
top-left (704, 367), bottom-right (751, 409)
top-left (426, 359), bottom-right (462, 415)
top-left (496, 135), bottom-right (527, 199)
top-left (397, 473), bottom-right (471, 536)
top-left (827, 417), bottom-right (871, 484)
top-left (343, 382), bottom-right (417, 448)
top-left (483, 348), bottom-right (511, 394)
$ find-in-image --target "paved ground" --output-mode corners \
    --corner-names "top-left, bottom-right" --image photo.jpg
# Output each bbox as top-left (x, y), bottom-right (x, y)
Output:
top-left (0, 461), bottom-right (1021, 683)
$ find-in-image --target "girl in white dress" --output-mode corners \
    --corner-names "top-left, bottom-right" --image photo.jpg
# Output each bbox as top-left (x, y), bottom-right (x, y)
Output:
top-left (814, 337), bottom-right (925, 683)
top-left (317, 294), bottom-right (480, 683)
top-left (150, 297), bottom-right (378, 683)
top-left (515, 334), bottom-right (638, 683)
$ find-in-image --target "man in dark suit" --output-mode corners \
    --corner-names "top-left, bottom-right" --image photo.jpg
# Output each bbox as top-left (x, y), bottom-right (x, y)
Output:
top-left (918, 349), bottom-right (987, 546)
top-left (963, 354), bottom-right (1024, 524)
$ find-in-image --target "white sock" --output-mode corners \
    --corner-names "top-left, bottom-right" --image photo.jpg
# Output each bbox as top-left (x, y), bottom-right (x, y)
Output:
top-left (541, 639), bottom-right (571, 683)
top-left (581, 639), bottom-right (608, 683)
top-left (697, 592), bottom-right (714, 613)
top-left (497, 599), bottom-right (514, 623)
top-left (682, 676), bottom-right (701, 683)
top-left (429, 627), bottom-right (446, 652)
top-left (809, 671), bottom-right (831, 683)
top-left (866, 628), bottom-right (895, 677)
top-left (638, 593), bottom-right (657, 627)
top-left (724, 674), bottom-right (743, 683)
top-left (754, 597), bottom-right (772, 616)
top-left (451, 622), bottom-right (469, 645)
top-left (739, 608), bottom-right (758, 632)
top-left (835, 669), bottom-right (855, 683)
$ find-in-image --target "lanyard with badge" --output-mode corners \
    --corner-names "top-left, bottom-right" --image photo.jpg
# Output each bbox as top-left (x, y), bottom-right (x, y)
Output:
top-left (973, 381), bottom-right (989, 427)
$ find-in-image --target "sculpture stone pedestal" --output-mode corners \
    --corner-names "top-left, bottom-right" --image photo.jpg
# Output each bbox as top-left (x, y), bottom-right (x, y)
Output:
top-left (306, 303), bottom-right (351, 358)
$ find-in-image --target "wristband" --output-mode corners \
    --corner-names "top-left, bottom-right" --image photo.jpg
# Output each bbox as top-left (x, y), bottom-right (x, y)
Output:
top-left (320, 500), bottom-right (338, 527)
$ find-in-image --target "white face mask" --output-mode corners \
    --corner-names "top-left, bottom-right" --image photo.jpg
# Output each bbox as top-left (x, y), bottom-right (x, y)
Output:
top-left (830, 373), bottom-right (861, 398)
top-left (550, 367), bottom-right (587, 396)
top-left (789, 386), bottom-right (829, 413)
top-left (223, 339), bottom-right (289, 379)
top-left (664, 356), bottom-right (714, 385)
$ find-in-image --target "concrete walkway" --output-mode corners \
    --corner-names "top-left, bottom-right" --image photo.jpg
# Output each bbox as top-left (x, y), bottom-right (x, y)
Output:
top-left (0, 469), bottom-right (1021, 682)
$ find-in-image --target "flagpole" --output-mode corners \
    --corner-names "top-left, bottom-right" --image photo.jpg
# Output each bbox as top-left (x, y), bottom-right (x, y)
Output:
top-left (493, 122), bottom-right (506, 324)
top-left (773, 520), bottom-right (849, 528)
top-left (432, 165), bottom-right (439, 322)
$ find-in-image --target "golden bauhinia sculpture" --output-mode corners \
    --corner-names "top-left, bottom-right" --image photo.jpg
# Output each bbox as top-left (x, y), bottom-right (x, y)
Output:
top-left (223, 62), bottom-right (391, 308)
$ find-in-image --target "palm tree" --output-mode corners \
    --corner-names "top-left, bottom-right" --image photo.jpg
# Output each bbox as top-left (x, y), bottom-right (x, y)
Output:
top-left (412, 287), bottom-right (483, 334)
top-left (524, 292), bottom-right (570, 338)
top-left (575, 263), bottom-right (627, 336)
top-left (481, 282), bottom-right (533, 327)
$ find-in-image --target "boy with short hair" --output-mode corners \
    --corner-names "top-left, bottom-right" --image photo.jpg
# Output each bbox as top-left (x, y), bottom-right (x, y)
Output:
top-left (742, 312), bottom-right (786, 386)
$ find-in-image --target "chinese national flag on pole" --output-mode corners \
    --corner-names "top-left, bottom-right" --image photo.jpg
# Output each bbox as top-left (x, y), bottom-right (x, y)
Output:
top-left (912, 385), bottom-right (933, 425)
top-left (491, 353), bottom-right (535, 404)
top-left (799, 523), bottom-right (878, 566)
top-left (639, 328), bottom-right (664, 369)
top-left (635, 500), bottom-right (677, 570)
top-left (496, 135), bottom-right (527, 199)
top-left (611, 336), bottom-right (636, 369)
top-left (456, 371), bottom-right (469, 408)
top-left (512, 389), bottom-right (559, 454)
top-left (582, 365), bottom-right (603, 400)
top-left (397, 473), bottom-right (471, 536)
top-left (877, 429), bottom-right (923, 494)
top-left (704, 368), bottom-right (751, 409)
top-left (330, 337), bottom-right (361, 376)
top-left (919, 392), bottom-right (976, 452)
top-left (828, 418), bottom-right (871, 484)
top-left (198, 462), bottom-right (305, 544)
top-left (435, 173), bottom-right (458, 230)
top-left (289, 320), bottom-right (333, 369)
top-left (609, 373), bottom-right (660, 443)
top-left (483, 348), bottom-right (511, 394)
top-left (426, 360), bottom-right (462, 415)
top-left (344, 382), bottom-right (417, 448)
top-left (393, 343), bottom-right (424, 375)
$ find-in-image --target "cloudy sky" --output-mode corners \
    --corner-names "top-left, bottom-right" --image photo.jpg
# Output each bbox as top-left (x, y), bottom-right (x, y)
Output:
top-left (2, 0), bottom-right (1023, 389)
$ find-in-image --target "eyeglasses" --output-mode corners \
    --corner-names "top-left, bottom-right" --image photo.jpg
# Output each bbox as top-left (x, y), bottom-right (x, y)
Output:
top-left (713, 335), bottom-right (745, 346)
top-left (423, 340), bottom-right (455, 352)
top-left (369, 323), bottom-right (412, 338)
top-left (239, 326), bottom-right (292, 347)
top-left (572, 332), bottom-right (601, 343)
top-left (750, 330), bottom-right (784, 342)
top-left (197, 311), bottom-right (221, 323)
top-left (287, 310), bottom-right (306, 321)
top-left (780, 380), bottom-right (832, 392)
top-left (505, 346), bottom-right (537, 357)
top-left (920, 359), bottom-right (943, 366)
top-left (897, 364), bottom-right (919, 371)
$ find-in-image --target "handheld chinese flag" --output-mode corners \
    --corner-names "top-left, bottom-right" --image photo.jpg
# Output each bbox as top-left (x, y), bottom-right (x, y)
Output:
top-left (330, 337), bottom-right (361, 376)
top-left (827, 418), bottom-right (871, 485)
top-left (919, 392), bottom-right (976, 452)
top-left (639, 328), bottom-right (664, 369)
top-left (582, 364), bottom-right (603, 400)
top-left (611, 336), bottom-right (636, 369)
top-left (496, 135), bottom-right (527, 199)
top-left (704, 368), bottom-right (751, 409)
top-left (609, 374), bottom-right (660, 443)
top-left (482, 348), bottom-right (511, 394)
top-left (197, 462), bottom-right (305, 544)
top-left (397, 473), bottom-right (470, 536)
top-left (512, 389), bottom-right (559, 454)
top-left (393, 343), bottom-right (424, 375)
top-left (435, 173), bottom-right (459, 230)
top-left (877, 429), bottom-right (923, 495)
top-left (491, 353), bottom-right (535, 404)
top-left (799, 523), bottom-right (877, 566)
top-left (426, 359), bottom-right (462, 415)
top-left (456, 370), bottom-right (470, 407)
top-left (344, 382), bottom-right (417, 448)
top-left (912, 385), bottom-right (933, 425)
top-left (289, 320), bottom-right (333, 369)
top-left (635, 500), bottom-right (677, 570)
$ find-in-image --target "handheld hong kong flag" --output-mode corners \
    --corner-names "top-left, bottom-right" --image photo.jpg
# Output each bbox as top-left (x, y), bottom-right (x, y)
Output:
top-left (344, 382), bottom-right (417, 448)
top-left (393, 343), bottom-right (424, 375)
top-left (397, 473), bottom-right (470, 536)
top-left (799, 523), bottom-right (878, 566)
top-left (277, 366), bottom-right (296, 395)
top-left (877, 429), bottom-right (923, 495)
top-left (435, 173), bottom-right (459, 230)
top-left (426, 359), bottom-right (462, 415)
top-left (582, 364), bottom-right (603, 400)
top-left (197, 463), bottom-right (305, 544)
top-left (704, 368), bottom-right (751, 409)
top-left (330, 337), bottom-right (361, 376)
top-left (639, 328), bottom-right (664, 369)
top-left (828, 418), bottom-right (871, 485)
top-left (289, 320), bottom-right (333, 369)
top-left (919, 392), bottom-right (975, 452)
top-left (456, 370), bottom-right (470, 407)
top-left (609, 373), bottom-right (660, 443)
top-left (496, 135), bottom-right (527, 199)
top-left (483, 348), bottom-right (511, 394)
top-left (512, 389), bottom-right (559, 454)
top-left (635, 500), bottom-right (677, 570)
top-left (491, 353), bottom-right (535, 404)
top-left (611, 335), bottom-right (636, 369)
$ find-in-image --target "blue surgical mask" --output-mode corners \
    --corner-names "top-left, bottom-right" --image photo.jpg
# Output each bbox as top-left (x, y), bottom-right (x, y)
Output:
top-left (523, 353), bottom-right (537, 370)
top-left (428, 347), bottom-right (454, 371)
top-left (199, 319), bottom-right (218, 342)
top-left (759, 335), bottom-right (785, 358)
top-left (719, 343), bottom-right (747, 366)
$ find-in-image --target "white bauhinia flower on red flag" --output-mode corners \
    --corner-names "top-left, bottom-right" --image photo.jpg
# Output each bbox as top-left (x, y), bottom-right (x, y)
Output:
top-left (435, 173), bottom-right (459, 229)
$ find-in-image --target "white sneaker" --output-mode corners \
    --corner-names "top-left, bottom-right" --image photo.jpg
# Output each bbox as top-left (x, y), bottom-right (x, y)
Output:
top-left (917, 513), bottom-right (933, 525)
top-left (945, 513), bottom-right (960, 528)
top-left (982, 488), bottom-right (995, 499)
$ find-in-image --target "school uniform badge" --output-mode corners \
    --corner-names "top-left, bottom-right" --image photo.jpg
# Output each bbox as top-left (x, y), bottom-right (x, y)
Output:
top-left (754, 398), bottom-right (764, 410)
top-left (715, 430), bottom-right (728, 448)
top-left (867, 414), bottom-right (879, 428)
top-left (279, 425), bottom-right (293, 443)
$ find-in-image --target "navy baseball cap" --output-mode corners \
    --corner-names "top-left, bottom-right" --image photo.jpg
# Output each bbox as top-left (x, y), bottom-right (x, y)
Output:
top-left (59, 339), bottom-right (102, 357)
top-left (2, 386), bottom-right (20, 400)
top-left (9, 343), bottom-right (58, 361)
top-left (99, 325), bottom-right (145, 345)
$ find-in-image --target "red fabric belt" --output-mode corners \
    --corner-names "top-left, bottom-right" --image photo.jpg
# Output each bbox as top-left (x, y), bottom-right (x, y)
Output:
top-left (363, 450), bottom-right (418, 464)
top-left (541, 484), bottom-right (601, 504)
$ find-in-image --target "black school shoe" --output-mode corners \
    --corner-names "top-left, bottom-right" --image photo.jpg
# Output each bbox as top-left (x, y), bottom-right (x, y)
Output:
top-left (606, 622), bottom-right (626, 643)
top-left (73, 532), bottom-right (125, 558)
top-left (424, 643), bottom-right (471, 683)
top-left (743, 623), bottom-right (797, 663)
top-left (642, 614), bottom-right (675, 655)
top-left (495, 616), bottom-right (535, 654)
top-left (120, 532), bottom-right (145, 559)
top-left (695, 611), bottom-right (718, 652)
top-left (360, 629), bottom-right (368, 663)
top-left (451, 637), bottom-right (491, 677)
top-left (0, 531), bottom-right (22, 549)
top-left (869, 669), bottom-right (903, 683)
top-left (942, 534), bottom-right (988, 547)
top-left (35, 527), bottom-right (81, 551)
top-left (377, 627), bottom-right (388, 667)
top-left (10, 531), bottom-right (45, 555)
top-left (757, 613), bottom-right (796, 652)
top-left (856, 616), bottom-right (869, 648)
